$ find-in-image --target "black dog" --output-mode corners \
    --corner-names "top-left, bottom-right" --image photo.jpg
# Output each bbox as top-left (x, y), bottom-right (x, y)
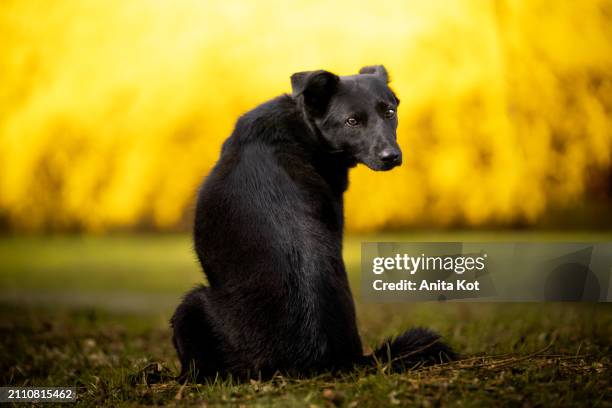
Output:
top-left (172, 65), bottom-right (456, 381)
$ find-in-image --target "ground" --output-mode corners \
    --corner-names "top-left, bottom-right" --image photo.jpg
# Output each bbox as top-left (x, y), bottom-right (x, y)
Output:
top-left (0, 232), bottom-right (610, 406)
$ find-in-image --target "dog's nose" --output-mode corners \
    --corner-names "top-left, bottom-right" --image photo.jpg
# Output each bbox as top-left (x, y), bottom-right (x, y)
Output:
top-left (379, 148), bottom-right (401, 164)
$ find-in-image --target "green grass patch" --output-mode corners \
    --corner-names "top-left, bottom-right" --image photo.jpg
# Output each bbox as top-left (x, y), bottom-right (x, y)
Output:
top-left (0, 232), bottom-right (611, 406)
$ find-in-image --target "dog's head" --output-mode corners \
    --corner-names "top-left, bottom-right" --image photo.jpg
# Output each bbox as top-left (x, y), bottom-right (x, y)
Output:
top-left (291, 65), bottom-right (401, 171)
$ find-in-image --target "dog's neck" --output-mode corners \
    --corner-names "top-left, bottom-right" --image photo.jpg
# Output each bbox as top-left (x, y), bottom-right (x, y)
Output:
top-left (292, 102), bottom-right (354, 195)
top-left (294, 96), bottom-right (347, 155)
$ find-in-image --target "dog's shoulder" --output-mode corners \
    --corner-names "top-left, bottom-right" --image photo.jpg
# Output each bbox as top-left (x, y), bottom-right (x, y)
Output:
top-left (230, 94), bottom-right (306, 146)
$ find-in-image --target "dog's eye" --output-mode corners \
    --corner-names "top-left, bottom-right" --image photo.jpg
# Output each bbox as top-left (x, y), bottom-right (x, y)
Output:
top-left (346, 117), bottom-right (359, 127)
top-left (384, 109), bottom-right (396, 118)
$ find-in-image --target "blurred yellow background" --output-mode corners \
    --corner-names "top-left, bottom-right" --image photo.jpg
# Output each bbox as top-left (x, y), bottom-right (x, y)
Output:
top-left (0, 0), bottom-right (610, 232)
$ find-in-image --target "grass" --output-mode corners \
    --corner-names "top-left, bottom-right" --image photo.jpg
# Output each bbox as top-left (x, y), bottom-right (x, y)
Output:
top-left (0, 232), bottom-right (611, 406)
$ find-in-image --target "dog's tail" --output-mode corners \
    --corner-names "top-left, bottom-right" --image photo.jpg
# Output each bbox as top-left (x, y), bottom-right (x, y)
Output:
top-left (366, 327), bottom-right (457, 371)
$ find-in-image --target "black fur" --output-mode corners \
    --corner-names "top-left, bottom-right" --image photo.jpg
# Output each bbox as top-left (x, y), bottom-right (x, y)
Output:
top-left (171, 65), bottom-right (456, 381)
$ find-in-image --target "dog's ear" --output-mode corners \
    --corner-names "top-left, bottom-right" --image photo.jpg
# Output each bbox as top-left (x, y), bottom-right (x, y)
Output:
top-left (291, 70), bottom-right (339, 116)
top-left (359, 65), bottom-right (389, 83)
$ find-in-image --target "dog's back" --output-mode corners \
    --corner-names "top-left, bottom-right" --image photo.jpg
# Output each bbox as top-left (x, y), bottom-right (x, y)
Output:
top-left (175, 95), bottom-right (362, 379)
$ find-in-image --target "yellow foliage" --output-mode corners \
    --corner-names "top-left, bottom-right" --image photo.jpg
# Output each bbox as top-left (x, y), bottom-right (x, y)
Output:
top-left (0, 0), bottom-right (610, 231)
